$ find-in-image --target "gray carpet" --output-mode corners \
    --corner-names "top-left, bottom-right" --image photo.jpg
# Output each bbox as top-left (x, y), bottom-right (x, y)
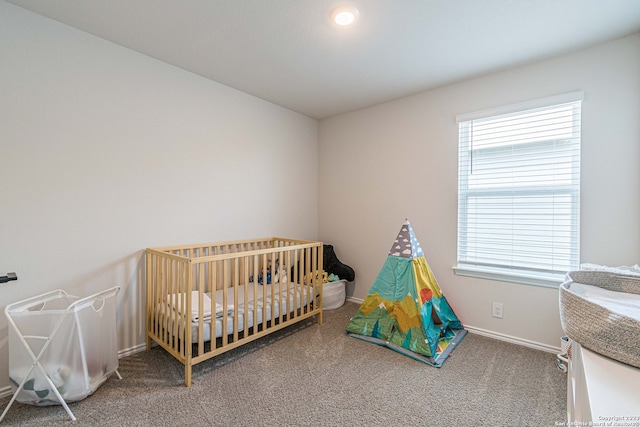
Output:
top-left (0, 302), bottom-right (566, 426)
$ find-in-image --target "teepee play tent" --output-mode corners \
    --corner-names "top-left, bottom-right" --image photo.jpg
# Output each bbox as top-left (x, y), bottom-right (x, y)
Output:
top-left (346, 219), bottom-right (466, 367)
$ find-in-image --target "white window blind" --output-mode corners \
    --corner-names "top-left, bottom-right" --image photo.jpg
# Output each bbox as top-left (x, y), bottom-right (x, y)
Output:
top-left (455, 92), bottom-right (583, 287)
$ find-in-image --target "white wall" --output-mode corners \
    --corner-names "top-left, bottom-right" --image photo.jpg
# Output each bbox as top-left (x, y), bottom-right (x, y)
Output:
top-left (0, 2), bottom-right (318, 390)
top-left (319, 32), bottom-right (640, 350)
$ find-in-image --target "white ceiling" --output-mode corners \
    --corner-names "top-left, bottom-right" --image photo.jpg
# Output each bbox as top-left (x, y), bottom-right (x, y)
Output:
top-left (7, 0), bottom-right (640, 119)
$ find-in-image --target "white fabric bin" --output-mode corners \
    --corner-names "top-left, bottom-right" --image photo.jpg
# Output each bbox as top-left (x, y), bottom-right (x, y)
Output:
top-left (323, 280), bottom-right (346, 310)
top-left (6, 287), bottom-right (120, 406)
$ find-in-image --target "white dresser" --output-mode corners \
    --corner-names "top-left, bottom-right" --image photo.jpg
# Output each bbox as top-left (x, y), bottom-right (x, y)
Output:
top-left (568, 342), bottom-right (640, 423)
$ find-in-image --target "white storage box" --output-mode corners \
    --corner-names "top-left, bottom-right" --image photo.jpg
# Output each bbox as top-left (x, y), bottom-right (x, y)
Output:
top-left (5, 287), bottom-right (120, 406)
top-left (323, 280), bottom-right (346, 310)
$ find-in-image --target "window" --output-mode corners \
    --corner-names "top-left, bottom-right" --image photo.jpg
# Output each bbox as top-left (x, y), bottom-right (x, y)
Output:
top-left (454, 92), bottom-right (583, 287)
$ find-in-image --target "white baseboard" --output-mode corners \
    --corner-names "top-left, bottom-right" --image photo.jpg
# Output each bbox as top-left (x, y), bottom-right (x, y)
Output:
top-left (345, 297), bottom-right (560, 354)
top-left (0, 385), bottom-right (10, 399)
top-left (118, 343), bottom-right (149, 359)
top-left (459, 325), bottom-right (560, 354)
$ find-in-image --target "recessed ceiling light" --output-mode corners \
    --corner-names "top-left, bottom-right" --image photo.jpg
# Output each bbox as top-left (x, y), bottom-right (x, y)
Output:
top-left (331, 6), bottom-right (359, 26)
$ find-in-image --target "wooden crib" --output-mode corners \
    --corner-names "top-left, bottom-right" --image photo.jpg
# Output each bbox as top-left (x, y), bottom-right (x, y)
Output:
top-left (146, 237), bottom-right (323, 386)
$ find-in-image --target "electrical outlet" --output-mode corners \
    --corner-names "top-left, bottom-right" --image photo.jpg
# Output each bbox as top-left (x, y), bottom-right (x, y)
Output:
top-left (492, 302), bottom-right (504, 319)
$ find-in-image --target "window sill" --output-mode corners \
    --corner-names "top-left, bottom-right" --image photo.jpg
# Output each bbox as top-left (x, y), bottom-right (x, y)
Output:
top-left (452, 265), bottom-right (565, 288)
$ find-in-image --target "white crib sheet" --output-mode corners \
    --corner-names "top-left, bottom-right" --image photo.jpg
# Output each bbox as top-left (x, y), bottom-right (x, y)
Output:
top-left (162, 282), bottom-right (313, 343)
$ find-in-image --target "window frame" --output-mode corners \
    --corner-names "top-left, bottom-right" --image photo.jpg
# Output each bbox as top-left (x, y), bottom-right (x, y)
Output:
top-left (453, 92), bottom-right (583, 288)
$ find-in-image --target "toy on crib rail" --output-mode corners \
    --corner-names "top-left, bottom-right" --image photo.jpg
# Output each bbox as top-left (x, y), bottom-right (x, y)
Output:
top-left (304, 270), bottom-right (329, 286)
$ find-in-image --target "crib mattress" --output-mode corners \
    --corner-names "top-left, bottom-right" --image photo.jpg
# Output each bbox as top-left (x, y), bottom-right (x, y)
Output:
top-left (161, 282), bottom-right (312, 343)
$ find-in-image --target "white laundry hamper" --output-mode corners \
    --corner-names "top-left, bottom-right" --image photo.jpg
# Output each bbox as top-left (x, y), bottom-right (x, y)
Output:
top-left (1, 287), bottom-right (120, 422)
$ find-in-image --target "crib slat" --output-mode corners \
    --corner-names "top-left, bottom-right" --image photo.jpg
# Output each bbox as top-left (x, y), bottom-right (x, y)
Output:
top-left (210, 261), bottom-right (217, 346)
top-left (164, 257), bottom-right (171, 346)
top-left (251, 255), bottom-right (259, 334)
top-left (317, 245), bottom-right (324, 325)
top-left (232, 257), bottom-right (239, 343)
top-left (221, 260), bottom-right (229, 347)
top-left (197, 262), bottom-right (205, 356)
top-left (242, 255), bottom-right (250, 337)
top-left (184, 259), bottom-right (193, 363)
top-left (262, 253), bottom-right (269, 326)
